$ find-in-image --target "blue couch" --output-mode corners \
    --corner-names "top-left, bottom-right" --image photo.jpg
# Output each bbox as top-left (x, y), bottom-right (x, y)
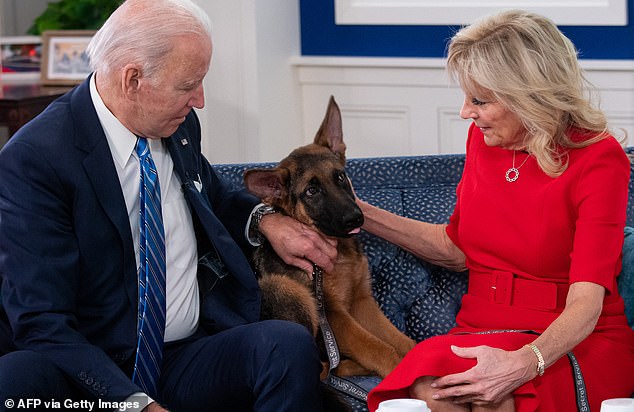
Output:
top-left (215, 152), bottom-right (634, 412)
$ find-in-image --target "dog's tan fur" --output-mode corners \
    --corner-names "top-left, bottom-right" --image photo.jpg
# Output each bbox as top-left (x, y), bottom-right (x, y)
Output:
top-left (244, 96), bottom-right (415, 379)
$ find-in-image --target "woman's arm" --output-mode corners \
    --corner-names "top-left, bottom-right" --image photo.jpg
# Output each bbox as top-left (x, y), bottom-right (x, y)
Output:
top-left (357, 198), bottom-right (467, 272)
top-left (530, 281), bottom-right (604, 367)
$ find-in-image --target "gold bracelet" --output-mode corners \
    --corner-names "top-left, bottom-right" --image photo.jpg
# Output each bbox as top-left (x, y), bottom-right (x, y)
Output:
top-left (525, 343), bottom-right (545, 376)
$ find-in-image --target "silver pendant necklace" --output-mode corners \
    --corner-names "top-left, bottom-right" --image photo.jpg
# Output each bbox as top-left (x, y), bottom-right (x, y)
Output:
top-left (505, 150), bottom-right (531, 182)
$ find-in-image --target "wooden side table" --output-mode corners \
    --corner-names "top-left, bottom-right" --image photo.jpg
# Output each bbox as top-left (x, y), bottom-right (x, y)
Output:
top-left (0, 83), bottom-right (72, 138)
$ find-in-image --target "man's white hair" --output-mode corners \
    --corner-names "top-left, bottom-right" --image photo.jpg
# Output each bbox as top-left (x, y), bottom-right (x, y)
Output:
top-left (86, 0), bottom-right (212, 79)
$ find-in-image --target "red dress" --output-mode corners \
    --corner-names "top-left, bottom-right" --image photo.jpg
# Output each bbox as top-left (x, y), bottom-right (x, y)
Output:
top-left (367, 124), bottom-right (634, 412)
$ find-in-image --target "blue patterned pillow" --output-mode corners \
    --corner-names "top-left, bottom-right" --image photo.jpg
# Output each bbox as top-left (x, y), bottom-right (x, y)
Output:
top-left (619, 227), bottom-right (634, 328)
top-left (351, 158), bottom-right (466, 343)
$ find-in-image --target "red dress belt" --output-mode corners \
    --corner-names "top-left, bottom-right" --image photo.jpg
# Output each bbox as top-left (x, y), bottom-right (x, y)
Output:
top-left (467, 270), bottom-right (569, 311)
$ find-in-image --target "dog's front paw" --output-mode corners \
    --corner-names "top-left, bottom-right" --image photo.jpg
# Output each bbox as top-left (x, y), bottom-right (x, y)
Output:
top-left (333, 359), bottom-right (373, 377)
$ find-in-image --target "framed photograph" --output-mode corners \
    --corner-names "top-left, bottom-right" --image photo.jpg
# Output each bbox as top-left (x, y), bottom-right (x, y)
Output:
top-left (41, 30), bottom-right (95, 86)
top-left (0, 36), bottom-right (42, 83)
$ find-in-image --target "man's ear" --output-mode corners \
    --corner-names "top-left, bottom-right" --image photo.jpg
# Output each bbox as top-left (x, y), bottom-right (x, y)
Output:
top-left (121, 64), bottom-right (142, 100)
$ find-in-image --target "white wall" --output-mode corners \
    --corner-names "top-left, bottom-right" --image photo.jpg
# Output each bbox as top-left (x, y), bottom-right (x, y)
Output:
top-left (194, 0), bottom-right (303, 164)
top-left (0, 0), bottom-right (49, 35)
top-left (4, 1), bottom-right (633, 162)
top-left (196, 2), bottom-right (634, 163)
top-left (292, 57), bottom-right (634, 158)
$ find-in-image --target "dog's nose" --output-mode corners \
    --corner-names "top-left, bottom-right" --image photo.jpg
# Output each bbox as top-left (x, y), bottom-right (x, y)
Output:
top-left (343, 208), bottom-right (364, 231)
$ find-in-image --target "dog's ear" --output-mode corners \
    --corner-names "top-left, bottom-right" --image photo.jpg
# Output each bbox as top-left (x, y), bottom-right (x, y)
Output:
top-left (314, 95), bottom-right (346, 158)
top-left (244, 168), bottom-right (290, 203)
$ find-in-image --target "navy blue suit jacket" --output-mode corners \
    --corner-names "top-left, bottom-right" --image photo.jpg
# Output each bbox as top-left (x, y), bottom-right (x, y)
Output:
top-left (0, 77), bottom-right (261, 400)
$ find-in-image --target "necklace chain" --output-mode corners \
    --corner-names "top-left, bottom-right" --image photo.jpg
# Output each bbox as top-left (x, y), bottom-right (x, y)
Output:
top-left (505, 150), bottom-right (530, 183)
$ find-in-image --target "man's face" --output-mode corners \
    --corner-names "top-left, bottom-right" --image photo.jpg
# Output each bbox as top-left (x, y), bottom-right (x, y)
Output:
top-left (137, 34), bottom-right (212, 139)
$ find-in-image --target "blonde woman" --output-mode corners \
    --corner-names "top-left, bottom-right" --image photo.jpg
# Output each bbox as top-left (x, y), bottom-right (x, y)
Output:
top-left (364, 10), bottom-right (634, 412)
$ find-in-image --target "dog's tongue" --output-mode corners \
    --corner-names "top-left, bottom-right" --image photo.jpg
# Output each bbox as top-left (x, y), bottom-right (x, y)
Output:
top-left (348, 227), bottom-right (361, 235)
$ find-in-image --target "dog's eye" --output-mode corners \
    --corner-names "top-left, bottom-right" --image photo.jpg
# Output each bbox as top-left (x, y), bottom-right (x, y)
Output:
top-left (305, 186), bottom-right (319, 197)
top-left (336, 171), bottom-right (346, 183)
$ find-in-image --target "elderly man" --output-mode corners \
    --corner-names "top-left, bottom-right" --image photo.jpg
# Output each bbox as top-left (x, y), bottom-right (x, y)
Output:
top-left (0, 0), bottom-right (338, 411)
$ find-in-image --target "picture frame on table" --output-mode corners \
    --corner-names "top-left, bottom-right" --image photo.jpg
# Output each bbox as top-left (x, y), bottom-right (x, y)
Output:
top-left (40, 30), bottom-right (95, 86)
top-left (0, 36), bottom-right (42, 83)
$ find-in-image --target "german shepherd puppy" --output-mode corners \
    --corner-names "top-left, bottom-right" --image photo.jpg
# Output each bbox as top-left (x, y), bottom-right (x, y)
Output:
top-left (244, 96), bottom-right (415, 379)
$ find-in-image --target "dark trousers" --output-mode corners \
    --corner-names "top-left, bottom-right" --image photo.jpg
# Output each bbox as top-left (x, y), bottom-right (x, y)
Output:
top-left (0, 320), bottom-right (324, 412)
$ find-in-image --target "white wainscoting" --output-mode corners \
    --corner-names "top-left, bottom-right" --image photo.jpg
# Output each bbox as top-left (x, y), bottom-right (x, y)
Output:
top-left (291, 57), bottom-right (634, 158)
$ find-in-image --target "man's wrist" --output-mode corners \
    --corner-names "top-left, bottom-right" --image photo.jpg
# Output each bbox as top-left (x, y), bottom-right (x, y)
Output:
top-left (248, 204), bottom-right (277, 245)
top-left (125, 392), bottom-right (154, 411)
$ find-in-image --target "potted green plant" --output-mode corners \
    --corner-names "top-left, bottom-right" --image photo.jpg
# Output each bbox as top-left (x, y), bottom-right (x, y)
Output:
top-left (28, 0), bottom-right (122, 35)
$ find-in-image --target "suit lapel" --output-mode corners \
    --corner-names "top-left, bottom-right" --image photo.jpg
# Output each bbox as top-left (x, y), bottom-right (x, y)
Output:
top-left (70, 78), bottom-right (138, 307)
top-left (165, 129), bottom-right (259, 294)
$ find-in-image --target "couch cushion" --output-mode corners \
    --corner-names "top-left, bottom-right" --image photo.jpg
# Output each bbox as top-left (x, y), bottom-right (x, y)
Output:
top-left (349, 156), bottom-right (466, 343)
top-left (619, 227), bottom-right (634, 328)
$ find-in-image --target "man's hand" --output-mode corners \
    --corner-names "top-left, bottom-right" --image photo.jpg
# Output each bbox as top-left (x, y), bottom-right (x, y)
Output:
top-left (143, 402), bottom-right (169, 412)
top-left (258, 213), bottom-right (338, 276)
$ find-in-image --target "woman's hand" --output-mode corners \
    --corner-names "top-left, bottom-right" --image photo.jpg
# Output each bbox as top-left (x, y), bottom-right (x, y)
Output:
top-left (430, 345), bottom-right (536, 405)
top-left (431, 282), bottom-right (605, 406)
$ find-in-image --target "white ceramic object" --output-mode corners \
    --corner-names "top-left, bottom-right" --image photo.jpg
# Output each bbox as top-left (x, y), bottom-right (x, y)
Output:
top-left (600, 398), bottom-right (634, 412)
top-left (376, 398), bottom-right (431, 412)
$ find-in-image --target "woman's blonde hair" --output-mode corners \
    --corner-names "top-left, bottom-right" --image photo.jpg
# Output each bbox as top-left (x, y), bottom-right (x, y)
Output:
top-left (447, 10), bottom-right (615, 176)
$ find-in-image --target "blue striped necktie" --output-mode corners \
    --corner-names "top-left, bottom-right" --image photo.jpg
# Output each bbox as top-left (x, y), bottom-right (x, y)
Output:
top-left (132, 137), bottom-right (166, 398)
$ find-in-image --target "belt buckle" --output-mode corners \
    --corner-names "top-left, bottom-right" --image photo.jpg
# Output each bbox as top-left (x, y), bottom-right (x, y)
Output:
top-left (491, 271), bottom-right (514, 305)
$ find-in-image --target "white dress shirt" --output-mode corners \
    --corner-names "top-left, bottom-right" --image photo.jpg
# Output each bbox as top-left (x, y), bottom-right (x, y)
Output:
top-left (89, 76), bottom-right (199, 342)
